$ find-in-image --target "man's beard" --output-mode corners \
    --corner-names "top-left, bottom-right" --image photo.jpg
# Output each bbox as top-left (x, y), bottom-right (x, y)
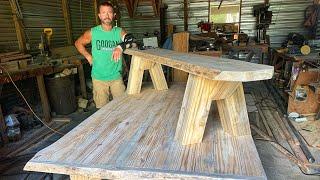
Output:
top-left (101, 18), bottom-right (112, 25)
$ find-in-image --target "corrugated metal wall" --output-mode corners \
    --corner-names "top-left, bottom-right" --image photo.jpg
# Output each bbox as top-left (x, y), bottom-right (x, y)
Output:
top-left (164, 0), bottom-right (241, 33)
top-left (19, 0), bottom-right (68, 53)
top-left (240, 0), bottom-right (264, 37)
top-left (0, 0), bottom-right (19, 52)
top-left (69, 0), bottom-right (96, 41)
top-left (163, 0), bottom-right (183, 32)
top-left (0, 0), bottom-right (317, 52)
top-left (164, 0), bottom-right (209, 32)
top-left (118, 0), bottom-right (208, 41)
top-left (241, 0), bottom-right (313, 47)
top-left (119, 0), bottom-right (314, 47)
top-left (120, 2), bottom-right (160, 40)
top-left (268, 0), bottom-right (312, 47)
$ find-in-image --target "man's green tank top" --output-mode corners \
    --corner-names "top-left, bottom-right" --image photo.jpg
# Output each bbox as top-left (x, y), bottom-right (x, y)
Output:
top-left (91, 25), bottom-right (122, 81)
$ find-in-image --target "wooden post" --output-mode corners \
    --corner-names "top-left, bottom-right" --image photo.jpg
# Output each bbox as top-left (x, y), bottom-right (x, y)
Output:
top-left (94, 0), bottom-right (100, 25)
top-left (184, 0), bottom-right (188, 31)
top-left (0, 105), bottom-right (9, 143)
top-left (172, 32), bottom-right (189, 82)
top-left (208, 0), bottom-right (210, 22)
top-left (78, 64), bottom-right (87, 99)
top-left (175, 74), bottom-right (241, 145)
top-left (36, 75), bottom-right (51, 122)
top-left (9, 0), bottom-right (27, 53)
top-left (123, 0), bottom-right (133, 18)
top-left (239, 0), bottom-right (242, 33)
top-left (133, 0), bottom-right (140, 17)
top-left (151, 0), bottom-right (158, 16)
top-left (216, 83), bottom-right (251, 136)
top-left (62, 0), bottom-right (73, 45)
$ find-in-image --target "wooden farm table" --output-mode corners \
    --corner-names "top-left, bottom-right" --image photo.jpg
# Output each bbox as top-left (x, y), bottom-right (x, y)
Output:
top-left (24, 48), bottom-right (273, 179)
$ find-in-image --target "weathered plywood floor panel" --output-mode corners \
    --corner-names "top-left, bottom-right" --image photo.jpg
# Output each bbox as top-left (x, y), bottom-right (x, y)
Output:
top-left (24, 84), bottom-right (266, 179)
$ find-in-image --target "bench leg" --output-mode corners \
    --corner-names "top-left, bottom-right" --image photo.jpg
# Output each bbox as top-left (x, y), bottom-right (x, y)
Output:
top-left (127, 56), bottom-right (145, 95)
top-left (70, 175), bottom-right (101, 180)
top-left (216, 83), bottom-right (251, 136)
top-left (175, 74), bottom-right (241, 145)
top-left (149, 63), bottom-right (168, 91)
top-left (127, 56), bottom-right (168, 95)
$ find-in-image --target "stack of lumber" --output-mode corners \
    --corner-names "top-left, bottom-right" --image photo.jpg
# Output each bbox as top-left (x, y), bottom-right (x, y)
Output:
top-left (245, 81), bottom-right (320, 175)
top-left (0, 51), bottom-right (32, 71)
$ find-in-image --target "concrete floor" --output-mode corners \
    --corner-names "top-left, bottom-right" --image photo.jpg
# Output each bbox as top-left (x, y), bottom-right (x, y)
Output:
top-left (255, 140), bottom-right (320, 180)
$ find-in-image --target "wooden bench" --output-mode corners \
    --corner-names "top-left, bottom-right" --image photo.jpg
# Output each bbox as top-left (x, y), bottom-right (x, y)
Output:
top-left (125, 48), bottom-right (273, 145)
top-left (24, 48), bottom-right (274, 179)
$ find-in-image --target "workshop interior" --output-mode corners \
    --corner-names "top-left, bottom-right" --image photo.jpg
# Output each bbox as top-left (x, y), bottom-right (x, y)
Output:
top-left (0, 0), bottom-right (320, 179)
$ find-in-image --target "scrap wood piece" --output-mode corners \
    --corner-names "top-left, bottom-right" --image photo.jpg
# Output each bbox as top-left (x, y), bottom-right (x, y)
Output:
top-left (0, 61), bottom-right (19, 71)
top-left (263, 91), bottom-right (316, 163)
top-left (272, 112), bottom-right (292, 141)
top-left (52, 117), bottom-right (71, 123)
top-left (259, 99), bottom-right (286, 142)
top-left (256, 84), bottom-right (300, 146)
top-left (0, 51), bottom-right (21, 58)
top-left (253, 123), bottom-right (320, 175)
top-left (0, 54), bottom-right (32, 63)
top-left (256, 87), bottom-right (311, 163)
top-left (251, 125), bottom-right (309, 173)
top-left (250, 91), bottom-right (274, 139)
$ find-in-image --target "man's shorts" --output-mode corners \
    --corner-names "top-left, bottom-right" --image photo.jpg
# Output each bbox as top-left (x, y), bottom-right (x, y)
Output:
top-left (92, 78), bottom-right (126, 108)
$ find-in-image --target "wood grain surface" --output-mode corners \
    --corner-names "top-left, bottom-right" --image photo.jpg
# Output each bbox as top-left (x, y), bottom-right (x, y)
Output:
top-left (125, 48), bottom-right (274, 82)
top-left (25, 84), bottom-right (266, 179)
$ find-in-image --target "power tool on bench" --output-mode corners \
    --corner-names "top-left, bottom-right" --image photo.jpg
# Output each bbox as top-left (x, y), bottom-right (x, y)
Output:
top-left (38, 28), bottom-right (53, 57)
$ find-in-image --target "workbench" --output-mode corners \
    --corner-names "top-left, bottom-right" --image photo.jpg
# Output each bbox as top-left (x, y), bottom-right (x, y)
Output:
top-left (271, 50), bottom-right (320, 70)
top-left (0, 56), bottom-right (87, 143)
top-left (229, 44), bottom-right (269, 64)
top-left (270, 50), bottom-right (320, 114)
top-left (285, 52), bottom-right (320, 62)
top-left (24, 48), bottom-right (274, 179)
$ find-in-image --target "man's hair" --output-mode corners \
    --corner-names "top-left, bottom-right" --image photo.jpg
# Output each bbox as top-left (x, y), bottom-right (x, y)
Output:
top-left (99, 1), bottom-right (114, 12)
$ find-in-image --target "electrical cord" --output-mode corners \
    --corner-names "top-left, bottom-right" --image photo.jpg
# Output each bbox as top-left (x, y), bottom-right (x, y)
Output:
top-left (0, 65), bottom-right (65, 136)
